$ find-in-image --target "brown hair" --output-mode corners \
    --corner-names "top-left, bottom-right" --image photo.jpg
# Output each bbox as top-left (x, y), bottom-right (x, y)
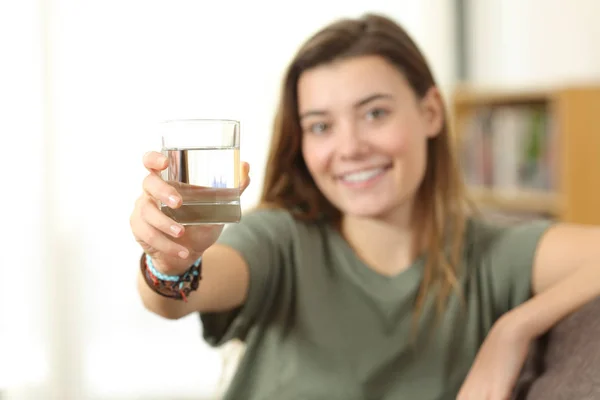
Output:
top-left (259, 13), bottom-right (471, 327)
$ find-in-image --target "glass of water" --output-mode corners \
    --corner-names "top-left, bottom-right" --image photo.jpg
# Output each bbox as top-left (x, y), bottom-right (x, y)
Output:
top-left (159, 119), bottom-right (241, 225)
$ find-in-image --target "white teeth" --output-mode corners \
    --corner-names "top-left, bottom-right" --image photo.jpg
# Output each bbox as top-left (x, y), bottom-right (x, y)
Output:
top-left (341, 168), bottom-right (385, 183)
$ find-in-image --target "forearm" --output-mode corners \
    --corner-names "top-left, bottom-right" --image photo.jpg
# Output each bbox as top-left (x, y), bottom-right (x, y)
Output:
top-left (509, 262), bottom-right (600, 339)
top-left (137, 268), bottom-right (199, 319)
top-left (137, 245), bottom-right (250, 319)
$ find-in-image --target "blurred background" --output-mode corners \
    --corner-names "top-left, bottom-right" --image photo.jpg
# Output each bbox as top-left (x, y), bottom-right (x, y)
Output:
top-left (1, 0), bottom-right (599, 399)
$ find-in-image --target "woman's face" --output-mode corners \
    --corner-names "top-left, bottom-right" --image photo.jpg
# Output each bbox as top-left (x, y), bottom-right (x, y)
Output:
top-left (298, 55), bottom-right (444, 220)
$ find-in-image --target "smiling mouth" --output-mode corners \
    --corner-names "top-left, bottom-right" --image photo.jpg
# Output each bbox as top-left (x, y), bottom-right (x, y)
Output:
top-left (337, 164), bottom-right (392, 184)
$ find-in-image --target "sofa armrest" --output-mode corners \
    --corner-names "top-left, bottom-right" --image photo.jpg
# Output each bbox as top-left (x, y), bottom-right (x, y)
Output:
top-left (522, 295), bottom-right (600, 400)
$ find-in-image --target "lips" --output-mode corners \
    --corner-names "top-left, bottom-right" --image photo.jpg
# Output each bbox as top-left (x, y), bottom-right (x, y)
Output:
top-left (337, 164), bottom-right (392, 183)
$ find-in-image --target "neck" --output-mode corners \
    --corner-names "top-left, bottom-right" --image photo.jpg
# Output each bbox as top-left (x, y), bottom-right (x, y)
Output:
top-left (340, 204), bottom-right (415, 277)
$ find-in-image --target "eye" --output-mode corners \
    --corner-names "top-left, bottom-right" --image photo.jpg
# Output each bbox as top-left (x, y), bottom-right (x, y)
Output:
top-left (307, 122), bottom-right (330, 135)
top-left (366, 108), bottom-right (388, 121)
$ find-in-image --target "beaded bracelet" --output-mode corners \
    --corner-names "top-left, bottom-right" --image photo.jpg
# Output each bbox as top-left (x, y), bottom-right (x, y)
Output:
top-left (142, 253), bottom-right (202, 302)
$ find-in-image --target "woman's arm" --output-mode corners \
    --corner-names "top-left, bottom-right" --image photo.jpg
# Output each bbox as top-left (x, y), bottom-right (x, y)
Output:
top-left (458, 222), bottom-right (600, 399)
top-left (510, 223), bottom-right (600, 337)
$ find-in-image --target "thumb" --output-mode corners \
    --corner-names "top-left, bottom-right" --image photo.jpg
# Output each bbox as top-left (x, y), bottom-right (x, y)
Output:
top-left (240, 162), bottom-right (251, 193)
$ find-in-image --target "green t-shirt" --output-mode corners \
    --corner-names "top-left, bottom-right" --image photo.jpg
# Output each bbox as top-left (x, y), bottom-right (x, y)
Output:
top-left (200, 209), bottom-right (553, 400)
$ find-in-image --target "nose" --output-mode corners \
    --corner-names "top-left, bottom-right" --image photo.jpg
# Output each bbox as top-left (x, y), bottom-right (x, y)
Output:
top-left (336, 120), bottom-right (368, 159)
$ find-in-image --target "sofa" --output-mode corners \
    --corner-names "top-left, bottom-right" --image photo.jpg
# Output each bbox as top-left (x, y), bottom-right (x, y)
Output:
top-left (512, 295), bottom-right (600, 400)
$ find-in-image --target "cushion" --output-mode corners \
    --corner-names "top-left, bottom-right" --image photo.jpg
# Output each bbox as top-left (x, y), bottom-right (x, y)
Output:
top-left (524, 295), bottom-right (600, 400)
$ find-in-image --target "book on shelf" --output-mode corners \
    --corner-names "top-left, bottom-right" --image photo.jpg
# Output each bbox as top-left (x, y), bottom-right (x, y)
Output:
top-left (460, 103), bottom-right (558, 194)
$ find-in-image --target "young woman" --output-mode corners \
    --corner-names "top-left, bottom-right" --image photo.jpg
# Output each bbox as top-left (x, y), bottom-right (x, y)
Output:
top-left (130, 13), bottom-right (600, 400)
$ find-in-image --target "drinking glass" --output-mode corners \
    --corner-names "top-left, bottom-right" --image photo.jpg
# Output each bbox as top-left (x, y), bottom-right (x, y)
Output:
top-left (159, 119), bottom-right (241, 225)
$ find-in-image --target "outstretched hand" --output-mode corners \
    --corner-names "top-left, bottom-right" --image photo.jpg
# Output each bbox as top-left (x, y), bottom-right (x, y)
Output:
top-left (130, 151), bottom-right (251, 275)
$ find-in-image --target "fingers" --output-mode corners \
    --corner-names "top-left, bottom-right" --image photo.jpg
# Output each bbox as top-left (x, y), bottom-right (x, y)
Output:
top-left (131, 195), bottom-right (189, 259)
top-left (137, 220), bottom-right (189, 259)
top-left (143, 151), bottom-right (168, 174)
top-left (132, 151), bottom-right (190, 262)
top-left (143, 173), bottom-right (182, 208)
top-left (138, 195), bottom-right (185, 238)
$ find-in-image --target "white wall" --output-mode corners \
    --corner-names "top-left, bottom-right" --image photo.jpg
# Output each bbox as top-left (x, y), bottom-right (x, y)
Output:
top-left (467, 0), bottom-right (600, 88)
top-left (0, 0), bottom-right (48, 392)
top-left (1, 1), bottom-right (455, 399)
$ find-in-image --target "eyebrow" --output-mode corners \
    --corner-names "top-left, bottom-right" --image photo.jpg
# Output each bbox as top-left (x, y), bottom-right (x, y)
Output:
top-left (298, 92), bottom-right (393, 121)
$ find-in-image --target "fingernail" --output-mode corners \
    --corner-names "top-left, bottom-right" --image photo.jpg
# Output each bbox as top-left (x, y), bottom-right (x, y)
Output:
top-left (168, 195), bottom-right (180, 207)
top-left (170, 225), bottom-right (182, 236)
top-left (178, 249), bottom-right (189, 259)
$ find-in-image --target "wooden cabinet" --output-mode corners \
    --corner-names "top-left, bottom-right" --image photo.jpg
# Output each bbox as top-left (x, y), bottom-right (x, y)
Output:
top-left (450, 85), bottom-right (600, 225)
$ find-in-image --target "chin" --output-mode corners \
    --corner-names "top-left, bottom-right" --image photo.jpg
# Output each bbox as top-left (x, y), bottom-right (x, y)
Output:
top-left (336, 200), bottom-right (396, 219)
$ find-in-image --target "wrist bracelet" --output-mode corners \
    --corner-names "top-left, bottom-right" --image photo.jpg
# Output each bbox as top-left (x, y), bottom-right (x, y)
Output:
top-left (142, 253), bottom-right (202, 302)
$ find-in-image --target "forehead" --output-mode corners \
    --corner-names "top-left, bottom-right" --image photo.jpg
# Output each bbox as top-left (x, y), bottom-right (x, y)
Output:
top-left (297, 55), bottom-right (410, 112)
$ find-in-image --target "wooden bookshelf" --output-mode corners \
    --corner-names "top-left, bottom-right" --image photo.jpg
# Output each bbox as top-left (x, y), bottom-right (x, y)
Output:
top-left (467, 187), bottom-right (561, 215)
top-left (451, 84), bottom-right (600, 225)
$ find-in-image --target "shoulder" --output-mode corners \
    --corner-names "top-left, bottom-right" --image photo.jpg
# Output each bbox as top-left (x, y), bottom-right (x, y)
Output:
top-left (461, 215), bottom-right (556, 313)
top-left (464, 216), bottom-right (554, 260)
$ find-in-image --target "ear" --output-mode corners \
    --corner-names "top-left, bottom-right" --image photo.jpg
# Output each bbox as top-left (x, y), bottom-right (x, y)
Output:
top-left (419, 86), bottom-right (445, 138)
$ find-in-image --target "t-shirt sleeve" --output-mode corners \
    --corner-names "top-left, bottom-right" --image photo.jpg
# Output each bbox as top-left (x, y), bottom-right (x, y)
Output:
top-left (199, 208), bottom-right (295, 347)
top-left (475, 218), bottom-right (555, 317)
